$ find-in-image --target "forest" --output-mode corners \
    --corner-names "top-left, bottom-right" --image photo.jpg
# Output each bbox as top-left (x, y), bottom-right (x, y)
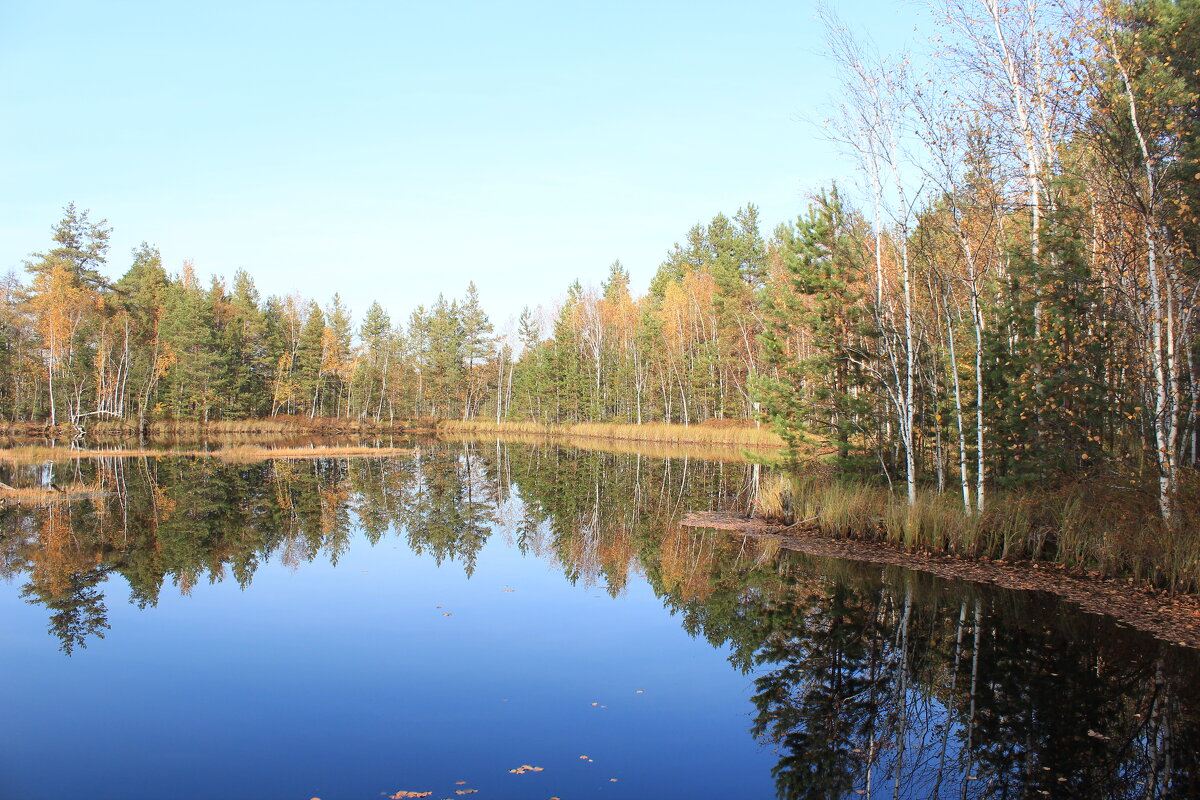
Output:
top-left (1, 0), bottom-right (1197, 530)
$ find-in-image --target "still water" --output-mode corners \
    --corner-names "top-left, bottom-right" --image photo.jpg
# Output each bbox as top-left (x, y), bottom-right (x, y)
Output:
top-left (1, 441), bottom-right (1197, 800)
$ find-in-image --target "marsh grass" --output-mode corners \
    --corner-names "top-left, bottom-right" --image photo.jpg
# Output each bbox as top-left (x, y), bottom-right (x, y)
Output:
top-left (439, 431), bottom-right (761, 463)
top-left (753, 470), bottom-right (1200, 592)
top-left (438, 420), bottom-right (784, 448)
top-left (0, 416), bottom-right (434, 439)
top-left (0, 482), bottom-right (106, 504)
top-left (0, 444), bottom-right (413, 464)
top-left (210, 445), bottom-right (413, 462)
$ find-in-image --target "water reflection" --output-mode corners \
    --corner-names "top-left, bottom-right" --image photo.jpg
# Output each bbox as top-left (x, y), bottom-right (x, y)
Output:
top-left (664, 546), bottom-right (1200, 799)
top-left (1, 441), bottom-right (1197, 799)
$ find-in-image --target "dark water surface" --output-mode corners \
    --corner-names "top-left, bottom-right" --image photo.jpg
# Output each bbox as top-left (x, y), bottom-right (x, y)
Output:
top-left (1, 441), bottom-right (1197, 800)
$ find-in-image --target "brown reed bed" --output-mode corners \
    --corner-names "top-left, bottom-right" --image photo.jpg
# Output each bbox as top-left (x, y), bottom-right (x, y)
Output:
top-left (0, 482), bottom-right (106, 504)
top-left (438, 430), bottom-right (766, 463)
top-left (0, 416), bottom-right (435, 439)
top-left (746, 471), bottom-right (1200, 594)
top-left (0, 444), bottom-right (414, 464)
top-left (438, 419), bottom-right (784, 449)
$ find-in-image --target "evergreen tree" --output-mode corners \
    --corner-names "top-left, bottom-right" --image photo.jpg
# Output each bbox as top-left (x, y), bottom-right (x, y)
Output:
top-left (757, 188), bottom-right (870, 468)
top-left (296, 301), bottom-right (326, 417)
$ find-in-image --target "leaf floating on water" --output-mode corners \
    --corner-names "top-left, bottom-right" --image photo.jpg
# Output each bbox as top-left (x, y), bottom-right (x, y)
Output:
top-left (454, 790), bottom-right (478, 795)
top-left (590, 702), bottom-right (599, 706)
top-left (390, 792), bottom-right (433, 799)
top-left (609, 778), bottom-right (618, 782)
top-left (508, 765), bottom-right (545, 774)
top-left (442, 613), bottom-right (452, 617)
top-left (579, 755), bottom-right (589, 760)
top-left (454, 781), bottom-right (467, 785)
top-left (634, 690), bottom-right (644, 694)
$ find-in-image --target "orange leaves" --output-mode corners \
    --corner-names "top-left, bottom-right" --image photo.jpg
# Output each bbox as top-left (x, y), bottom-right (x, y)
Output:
top-left (389, 792), bottom-right (432, 799)
top-left (507, 764), bottom-right (545, 774)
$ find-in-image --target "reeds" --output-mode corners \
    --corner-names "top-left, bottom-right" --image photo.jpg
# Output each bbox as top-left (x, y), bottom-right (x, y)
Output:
top-left (438, 420), bottom-right (784, 448)
top-left (439, 430), bottom-right (764, 463)
top-left (145, 416), bottom-right (433, 434)
top-left (209, 445), bottom-right (413, 462)
top-left (0, 444), bottom-right (413, 464)
top-left (0, 482), bottom-right (106, 504)
top-left (752, 471), bottom-right (1200, 592)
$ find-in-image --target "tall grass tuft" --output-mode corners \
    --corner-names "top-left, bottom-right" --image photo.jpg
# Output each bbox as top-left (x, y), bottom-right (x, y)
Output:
top-left (751, 468), bottom-right (1200, 593)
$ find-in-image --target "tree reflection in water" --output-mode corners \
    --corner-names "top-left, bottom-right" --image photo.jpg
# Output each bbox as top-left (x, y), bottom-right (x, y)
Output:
top-left (1, 440), bottom-right (1196, 799)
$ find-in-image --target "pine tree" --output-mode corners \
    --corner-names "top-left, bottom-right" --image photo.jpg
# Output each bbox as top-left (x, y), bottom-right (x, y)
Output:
top-left (757, 188), bottom-right (870, 468)
top-left (296, 301), bottom-right (326, 418)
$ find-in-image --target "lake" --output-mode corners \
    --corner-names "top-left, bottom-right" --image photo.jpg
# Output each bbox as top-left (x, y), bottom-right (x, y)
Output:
top-left (1, 440), bottom-right (1197, 799)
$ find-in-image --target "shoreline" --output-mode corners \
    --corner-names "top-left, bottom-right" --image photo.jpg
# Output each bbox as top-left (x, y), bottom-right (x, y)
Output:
top-left (682, 511), bottom-right (1200, 649)
top-left (0, 418), bottom-right (783, 450)
top-left (436, 420), bottom-right (784, 449)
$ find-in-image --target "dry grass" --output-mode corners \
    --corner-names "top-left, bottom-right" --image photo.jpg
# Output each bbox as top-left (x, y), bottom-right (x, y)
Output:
top-left (148, 416), bottom-right (426, 434)
top-left (0, 483), bottom-right (106, 504)
top-left (0, 416), bottom-right (434, 438)
top-left (0, 446), bottom-right (160, 463)
top-left (752, 471), bottom-right (1200, 592)
top-left (0, 444), bottom-right (414, 464)
top-left (210, 445), bottom-right (413, 462)
top-left (438, 420), bottom-right (784, 448)
top-left (439, 430), bottom-right (761, 463)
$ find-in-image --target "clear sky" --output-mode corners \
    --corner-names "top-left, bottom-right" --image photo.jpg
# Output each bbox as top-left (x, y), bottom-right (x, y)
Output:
top-left (0, 0), bottom-right (925, 331)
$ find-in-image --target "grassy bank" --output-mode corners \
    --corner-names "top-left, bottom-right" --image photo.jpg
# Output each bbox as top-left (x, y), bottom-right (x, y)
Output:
top-left (437, 420), bottom-right (784, 449)
top-left (438, 430), bottom-right (764, 463)
top-left (0, 415), bottom-right (435, 438)
top-left (0, 444), bottom-right (414, 465)
top-left (752, 473), bottom-right (1200, 593)
top-left (0, 482), bottom-right (106, 504)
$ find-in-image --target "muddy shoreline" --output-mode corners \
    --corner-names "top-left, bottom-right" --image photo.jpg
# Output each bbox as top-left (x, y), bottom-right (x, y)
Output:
top-left (681, 511), bottom-right (1200, 650)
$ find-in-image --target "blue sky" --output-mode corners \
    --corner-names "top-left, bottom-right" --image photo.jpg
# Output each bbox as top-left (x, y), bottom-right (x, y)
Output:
top-left (0, 0), bottom-right (925, 331)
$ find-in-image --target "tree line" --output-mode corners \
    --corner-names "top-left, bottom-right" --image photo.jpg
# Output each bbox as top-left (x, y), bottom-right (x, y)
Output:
top-left (1, 0), bottom-right (1196, 521)
top-left (3, 205), bottom-right (498, 430)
